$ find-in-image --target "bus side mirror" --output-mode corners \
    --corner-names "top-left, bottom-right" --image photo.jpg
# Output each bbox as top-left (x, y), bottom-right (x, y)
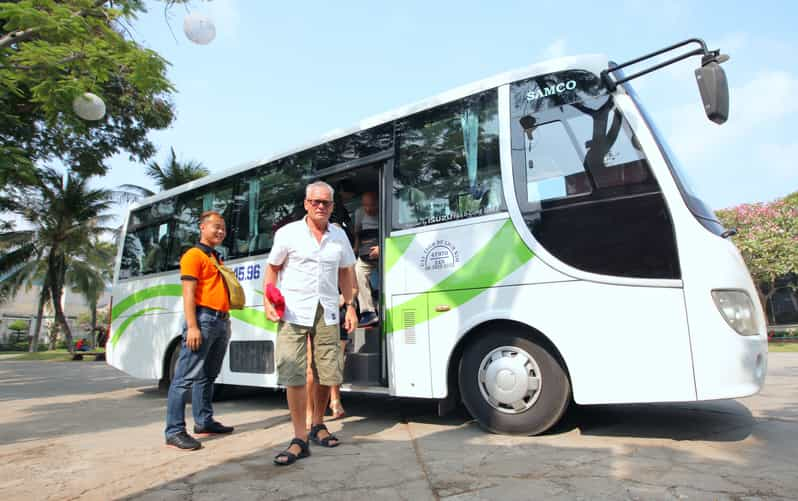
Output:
top-left (695, 57), bottom-right (729, 125)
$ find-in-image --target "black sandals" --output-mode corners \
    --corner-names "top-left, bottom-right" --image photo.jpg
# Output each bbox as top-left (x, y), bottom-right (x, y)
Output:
top-left (273, 437), bottom-right (311, 466)
top-left (308, 423), bottom-right (340, 448)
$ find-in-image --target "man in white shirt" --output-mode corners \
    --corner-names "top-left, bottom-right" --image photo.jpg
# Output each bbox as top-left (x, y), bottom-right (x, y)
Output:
top-left (353, 191), bottom-right (380, 326)
top-left (265, 181), bottom-right (357, 466)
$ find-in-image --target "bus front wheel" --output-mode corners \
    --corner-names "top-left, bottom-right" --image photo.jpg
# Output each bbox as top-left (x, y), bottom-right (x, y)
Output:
top-left (164, 341), bottom-right (227, 401)
top-left (458, 330), bottom-right (570, 435)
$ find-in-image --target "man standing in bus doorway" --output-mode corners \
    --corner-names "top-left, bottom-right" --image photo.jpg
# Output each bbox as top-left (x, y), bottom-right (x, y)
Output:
top-left (164, 211), bottom-right (235, 451)
top-left (265, 180), bottom-right (357, 466)
top-left (353, 191), bottom-right (379, 327)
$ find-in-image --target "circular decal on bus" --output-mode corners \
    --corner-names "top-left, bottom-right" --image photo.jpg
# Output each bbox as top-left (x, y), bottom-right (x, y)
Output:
top-left (420, 240), bottom-right (460, 271)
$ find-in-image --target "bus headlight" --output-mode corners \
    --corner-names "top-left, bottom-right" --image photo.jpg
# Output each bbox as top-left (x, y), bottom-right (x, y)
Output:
top-left (711, 290), bottom-right (758, 336)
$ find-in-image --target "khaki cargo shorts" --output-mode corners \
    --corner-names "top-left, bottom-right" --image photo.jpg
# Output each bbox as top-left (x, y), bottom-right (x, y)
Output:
top-left (276, 303), bottom-right (343, 387)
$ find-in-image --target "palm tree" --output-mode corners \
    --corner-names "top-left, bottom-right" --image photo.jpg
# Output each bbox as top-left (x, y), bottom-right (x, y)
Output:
top-left (67, 239), bottom-right (115, 348)
top-left (0, 168), bottom-right (114, 352)
top-left (115, 147), bottom-right (209, 203)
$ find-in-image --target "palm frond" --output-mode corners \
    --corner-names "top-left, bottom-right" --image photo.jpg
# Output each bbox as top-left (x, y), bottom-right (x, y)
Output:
top-left (0, 258), bottom-right (43, 304)
top-left (0, 230), bottom-right (36, 248)
top-left (0, 243), bottom-right (37, 276)
top-left (146, 147), bottom-right (209, 191)
top-left (111, 184), bottom-right (155, 204)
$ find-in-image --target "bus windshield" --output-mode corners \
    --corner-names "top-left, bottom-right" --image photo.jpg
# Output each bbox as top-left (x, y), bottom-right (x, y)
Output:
top-left (509, 70), bottom-right (681, 279)
top-left (623, 84), bottom-right (726, 236)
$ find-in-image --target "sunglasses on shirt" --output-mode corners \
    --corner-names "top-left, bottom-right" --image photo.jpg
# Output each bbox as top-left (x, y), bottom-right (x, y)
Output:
top-left (306, 199), bottom-right (333, 208)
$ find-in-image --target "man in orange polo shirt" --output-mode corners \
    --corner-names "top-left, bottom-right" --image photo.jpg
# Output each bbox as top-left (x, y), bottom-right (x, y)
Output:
top-left (165, 210), bottom-right (235, 450)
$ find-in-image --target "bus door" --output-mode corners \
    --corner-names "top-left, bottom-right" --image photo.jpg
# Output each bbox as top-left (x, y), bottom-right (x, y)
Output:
top-left (320, 157), bottom-right (390, 387)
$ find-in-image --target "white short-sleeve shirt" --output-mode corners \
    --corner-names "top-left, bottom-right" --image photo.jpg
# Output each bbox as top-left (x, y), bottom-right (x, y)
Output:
top-left (267, 217), bottom-right (356, 326)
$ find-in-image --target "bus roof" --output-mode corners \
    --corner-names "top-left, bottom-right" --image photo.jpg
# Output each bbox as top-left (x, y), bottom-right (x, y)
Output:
top-left (127, 54), bottom-right (610, 211)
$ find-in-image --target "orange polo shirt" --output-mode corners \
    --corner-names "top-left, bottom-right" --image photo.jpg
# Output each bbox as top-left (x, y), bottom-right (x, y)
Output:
top-left (180, 245), bottom-right (230, 313)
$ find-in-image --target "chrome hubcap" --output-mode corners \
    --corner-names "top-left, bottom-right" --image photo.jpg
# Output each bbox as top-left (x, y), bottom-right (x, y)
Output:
top-left (478, 346), bottom-right (542, 414)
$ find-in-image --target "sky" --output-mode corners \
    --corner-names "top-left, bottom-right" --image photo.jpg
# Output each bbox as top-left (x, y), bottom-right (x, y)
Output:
top-left (102, 0), bottom-right (798, 223)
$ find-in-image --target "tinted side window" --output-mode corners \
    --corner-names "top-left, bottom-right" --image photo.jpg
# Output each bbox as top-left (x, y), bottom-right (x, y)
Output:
top-left (119, 202), bottom-right (174, 279)
top-left (167, 191), bottom-right (204, 270)
top-left (511, 74), bottom-right (679, 279)
top-left (313, 124), bottom-right (393, 171)
top-left (238, 155), bottom-right (312, 256)
top-left (167, 180), bottom-right (238, 265)
top-left (120, 224), bottom-right (169, 279)
top-left (393, 89), bottom-right (503, 230)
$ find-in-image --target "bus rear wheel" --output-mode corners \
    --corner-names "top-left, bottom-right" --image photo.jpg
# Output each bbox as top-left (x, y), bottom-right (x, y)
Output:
top-left (164, 341), bottom-right (227, 401)
top-left (458, 330), bottom-right (570, 435)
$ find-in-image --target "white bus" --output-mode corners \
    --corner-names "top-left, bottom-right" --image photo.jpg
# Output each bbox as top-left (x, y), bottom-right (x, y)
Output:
top-left (108, 39), bottom-right (768, 435)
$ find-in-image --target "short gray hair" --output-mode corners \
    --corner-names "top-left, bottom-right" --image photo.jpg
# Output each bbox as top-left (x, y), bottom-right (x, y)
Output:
top-left (306, 180), bottom-right (334, 199)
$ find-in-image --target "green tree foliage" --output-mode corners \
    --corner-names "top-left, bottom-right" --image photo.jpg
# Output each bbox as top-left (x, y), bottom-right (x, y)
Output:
top-left (8, 319), bottom-right (27, 332)
top-left (716, 192), bottom-right (798, 301)
top-left (145, 146), bottom-right (209, 190)
top-left (0, 168), bottom-right (114, 352)
top-left (115, 146), bottom-right (209, 203)
top-left (0, 0), bottom-right (175, 182)
top-left (67, 237), bottom-right (114, 346)
top-left (6, 318), bottom-right (29, 346)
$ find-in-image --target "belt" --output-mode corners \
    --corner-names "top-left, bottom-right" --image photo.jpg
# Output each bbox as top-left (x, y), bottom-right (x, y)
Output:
top-left (196, 305), bottom-right (230, 320)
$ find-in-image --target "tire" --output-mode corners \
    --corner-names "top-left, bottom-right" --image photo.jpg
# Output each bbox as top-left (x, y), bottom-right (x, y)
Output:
top-left (157, 342), bottom-right (181, 394)
top-left (458, 328), bottom-right (570, 435)
top-left (168, 342), bottom-right (180, 383)
top-left (164, 340), bottom-right (226, 402)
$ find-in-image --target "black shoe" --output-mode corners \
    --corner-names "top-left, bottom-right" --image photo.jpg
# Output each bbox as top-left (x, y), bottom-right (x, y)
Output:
top-left (194, 421), bottom-right (234, 436)
top-left (165, 431), bottom-right (202, 450)
top-left (358, 311), bottom-right (378, 327)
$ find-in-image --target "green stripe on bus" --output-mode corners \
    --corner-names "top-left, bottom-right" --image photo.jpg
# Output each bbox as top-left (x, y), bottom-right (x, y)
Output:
top-left (384, 234), bottom-right (415, 274)
top-left (111, 307), bottom-right (165, 347)
top-left (111, 284), bottom-right (182, 319)
top-left (110, 304), bottom-right (276, 346)
top-left (385, 220), bottom-right (534, 334)
top-left (230, 307), bottom-right (278, 332)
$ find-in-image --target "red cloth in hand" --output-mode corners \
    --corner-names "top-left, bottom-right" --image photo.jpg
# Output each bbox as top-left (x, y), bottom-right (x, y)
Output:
top-left (266, 284), bottom-right (285, 319)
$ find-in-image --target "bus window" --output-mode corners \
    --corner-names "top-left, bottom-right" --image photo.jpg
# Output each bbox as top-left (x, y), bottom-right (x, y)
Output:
top-left (119, 232), bottom-right (143, 279)
top-left (206, 182), bottom-right (236, 260)
top-left (524, 120), bottom-right (592, 203)
top-left (511, 86), bottom-right (679, 279)
top-left (167, 192), bottom-right (204, 269)
top-left (120, 222), bottom-right (169, 278)
top-left (231, 177), bottom-right (259, 257)
top-left (237, 155), bottom-right (312, 256)
top-left (313, 123), bottom-right (393, 171)
top-left (163, 180), bottom-right (239, 263)
top-left (393, 89), bottom-right (503, 230)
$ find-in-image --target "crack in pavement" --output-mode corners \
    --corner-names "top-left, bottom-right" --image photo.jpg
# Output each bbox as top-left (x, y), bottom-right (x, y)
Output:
top-left (401, 419), bottom-right (440, 501)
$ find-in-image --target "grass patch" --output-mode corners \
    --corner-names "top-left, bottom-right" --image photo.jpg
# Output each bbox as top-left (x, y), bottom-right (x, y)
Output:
top-left (0, 349), bottom-right (73, 361)
top-left (768, 342), bottom-right (798, 352)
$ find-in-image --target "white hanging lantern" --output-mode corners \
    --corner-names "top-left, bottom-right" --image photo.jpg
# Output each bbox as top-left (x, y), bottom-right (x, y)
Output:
top-left (183, 13), bottom-right (216, 45)
top-left (72, 92), bottom-right (106, 121)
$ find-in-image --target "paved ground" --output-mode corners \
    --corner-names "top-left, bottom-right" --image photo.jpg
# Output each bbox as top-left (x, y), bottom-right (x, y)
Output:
top-left (0, 355), bottom-right (796, 500)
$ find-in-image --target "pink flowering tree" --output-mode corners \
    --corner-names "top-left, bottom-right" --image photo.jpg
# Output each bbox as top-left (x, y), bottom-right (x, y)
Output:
top-left (716, 192), bottom-right (798, 306)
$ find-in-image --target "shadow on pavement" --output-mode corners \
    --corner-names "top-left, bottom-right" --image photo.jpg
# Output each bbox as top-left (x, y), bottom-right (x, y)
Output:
top-left (0, 362), bottom-right (755, 447)
top-left (120, 394), bottom-right (791, 501)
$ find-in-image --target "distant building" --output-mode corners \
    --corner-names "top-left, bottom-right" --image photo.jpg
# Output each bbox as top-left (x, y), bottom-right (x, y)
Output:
top-left (0, 285), bottom-right (110, 345)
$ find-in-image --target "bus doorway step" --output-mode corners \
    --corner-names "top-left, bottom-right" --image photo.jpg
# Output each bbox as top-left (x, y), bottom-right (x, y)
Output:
top-left (344, 352), bottom-right (381, 385)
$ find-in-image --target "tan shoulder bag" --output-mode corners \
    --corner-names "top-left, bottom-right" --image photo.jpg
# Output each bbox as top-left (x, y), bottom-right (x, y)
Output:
top-left (206, 252), bottom-right (246, 310)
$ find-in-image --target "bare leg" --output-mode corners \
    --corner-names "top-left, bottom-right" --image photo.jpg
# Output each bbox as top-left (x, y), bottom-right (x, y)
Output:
top-left (305, 336), bottom-right (314, 429)
top-left (311, 380), bottom-right (339, 445)
top-left (312, 381), bottom-right (330, 426)
top-left (329, 339), bottom-right (347, 418)
top-left (275, 384), bottom-right (308, 463)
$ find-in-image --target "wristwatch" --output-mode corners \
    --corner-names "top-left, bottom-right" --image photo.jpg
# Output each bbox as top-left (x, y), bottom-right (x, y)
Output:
top-left (345, 302), bottom-right (354, 308)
